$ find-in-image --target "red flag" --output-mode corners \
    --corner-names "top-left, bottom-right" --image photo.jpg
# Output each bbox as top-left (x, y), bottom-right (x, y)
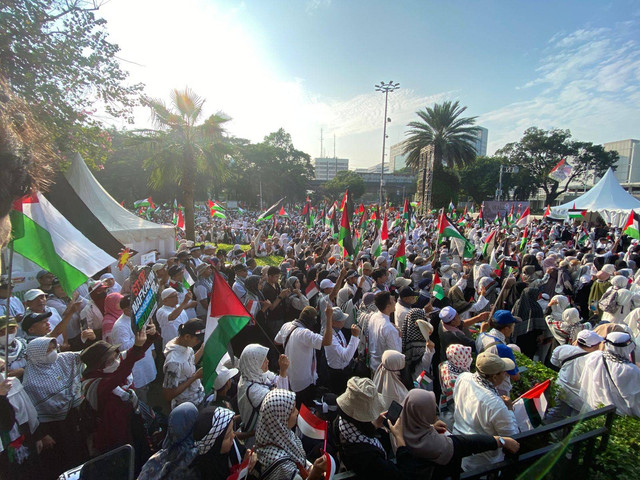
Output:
top-left (147, 197), bottom-right (156, 209)
top-left (543, 205), bottom-right (550, 218)
top-left (297, 404), bottom-right (327, 440)
top-left (176, 206), bottom-right (185, 230)
top-left (381, 212), bottom-right (388, 241)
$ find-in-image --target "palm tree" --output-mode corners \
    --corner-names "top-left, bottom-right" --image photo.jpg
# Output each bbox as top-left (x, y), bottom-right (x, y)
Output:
top-left (137, 88), bottom-right (231, 240)
top-left (403, 100), bottom-right (479, 170)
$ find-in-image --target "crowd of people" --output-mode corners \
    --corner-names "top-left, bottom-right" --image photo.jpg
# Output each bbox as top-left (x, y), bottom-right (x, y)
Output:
top-left (0, 203), bottom-right (639, 480)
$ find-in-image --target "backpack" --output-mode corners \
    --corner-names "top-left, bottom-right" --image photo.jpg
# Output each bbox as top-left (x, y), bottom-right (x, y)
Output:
top-left (598, 288), bottom-right (619, 314)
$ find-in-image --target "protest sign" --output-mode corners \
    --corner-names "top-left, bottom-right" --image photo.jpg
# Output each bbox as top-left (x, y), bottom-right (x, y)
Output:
top-left (130, 266), bottom-right (159, 332)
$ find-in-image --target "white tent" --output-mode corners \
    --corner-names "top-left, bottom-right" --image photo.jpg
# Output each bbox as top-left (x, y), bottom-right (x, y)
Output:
top-left (65, 154), bottom-right (176, 258)
top-left (550, 168), bottom-right (640, 226)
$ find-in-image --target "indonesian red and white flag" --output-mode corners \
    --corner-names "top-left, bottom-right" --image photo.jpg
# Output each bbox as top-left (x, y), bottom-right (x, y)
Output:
top-left (305, 281), bottom-right (319, 299)
top-left (297, 404), bottom-right (327, 440)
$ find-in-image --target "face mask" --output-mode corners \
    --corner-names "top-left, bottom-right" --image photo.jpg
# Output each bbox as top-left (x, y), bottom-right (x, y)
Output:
top-left (44, 351), bottom-right (58, 364)
top-left (103, 357), bottom-right (120, 373)
top-left (0, 333), bottom-right (16, 347)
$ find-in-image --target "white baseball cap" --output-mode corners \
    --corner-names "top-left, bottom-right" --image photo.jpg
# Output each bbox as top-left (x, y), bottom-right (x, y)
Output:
top-left (319, 279), bottom-right (335, 290)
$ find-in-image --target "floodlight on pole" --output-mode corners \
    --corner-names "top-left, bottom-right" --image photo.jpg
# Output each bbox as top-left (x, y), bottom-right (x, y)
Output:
top-left (374, 81), bottom-right (400, 207)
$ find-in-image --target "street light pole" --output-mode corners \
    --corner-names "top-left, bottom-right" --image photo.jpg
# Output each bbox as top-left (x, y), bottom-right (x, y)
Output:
top-left (375, 81), bottom-right (400, 207)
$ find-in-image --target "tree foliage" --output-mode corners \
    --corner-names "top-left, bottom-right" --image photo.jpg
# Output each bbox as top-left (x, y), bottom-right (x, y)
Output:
top-left (0, 0), bottom-right (143, 167)
top-left (459, 156), bottom-right (538, 203)
top-left (322, 170), bottom-right (365, 200)
top-left (497, 127), bottom-right (619, 205)
top-left (403, 100), bottom-right (479, 170)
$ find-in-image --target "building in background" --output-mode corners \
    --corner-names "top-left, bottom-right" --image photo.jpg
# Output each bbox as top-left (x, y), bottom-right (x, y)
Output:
top-left (604, 139), bottom-right (640, 186)
top-left (314, 157), bottom-right (349, 181)
top-left (471, 126), bottom-right (489, 157)
top-left (389, 140), bottom-right (409, 172)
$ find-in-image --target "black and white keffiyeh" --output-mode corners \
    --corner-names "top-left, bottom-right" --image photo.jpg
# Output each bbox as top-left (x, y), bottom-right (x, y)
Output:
top-left (402, 309), bottom-right (428, 362)
top-left (338, 417), bottom-right (385, 456)
top-left (255, 389), bottom-right (306, 480)
top-left (472, 372), bottom-right (499, 396)
top-left (194, 407), bottom-right (235, 455)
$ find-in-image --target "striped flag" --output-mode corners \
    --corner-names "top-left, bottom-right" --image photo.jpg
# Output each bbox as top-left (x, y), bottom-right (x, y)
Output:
top-left (543, 205), bottom-right (550, 218)
top-left (513, 379), bottom-right (550, 432)
top-left (10, 193), bottom-right (115, 296)
top-left (414, 370), bottom-right (433, 389)
top-left (549, 159), bottom-right (572, 183)
top-left (305, 281), bottom-right (319, 299)
top-left (203, 270), bottom-right (252, 391)
top-left (297, 403), bottom-right (327, 440)
top-left (623, 210), bottom-right (640, 239)
top-left (515, 206), bottom-right (530, 228)
top-left (396, 234), bottom-right (406, 276)
top-left (482, 230), bottom-right (496, 258)
top-left (432, 274), bottom-right (445, 300)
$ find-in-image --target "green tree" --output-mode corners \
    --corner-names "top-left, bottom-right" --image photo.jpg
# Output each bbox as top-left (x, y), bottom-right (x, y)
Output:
top-left (403, 100), bottom-right (479, 170)
top-left (135, 88), bottom-right (231, 240)
top-left (497, 127), bottom-right (619, 205)
top-left (458, 156), bottom-right (538, 203)
top-left (323, 170), bottom-right (365, 200)
top-left (1, 0), bottom-right (143, 166)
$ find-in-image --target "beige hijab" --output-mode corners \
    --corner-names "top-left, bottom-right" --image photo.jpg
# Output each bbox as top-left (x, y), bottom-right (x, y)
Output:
top-left (372, 350), bottom-right (408, 408)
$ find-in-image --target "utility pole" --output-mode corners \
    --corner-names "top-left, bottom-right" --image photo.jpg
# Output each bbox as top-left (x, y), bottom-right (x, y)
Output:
top-left (375, 81), bottom-right (400, 207)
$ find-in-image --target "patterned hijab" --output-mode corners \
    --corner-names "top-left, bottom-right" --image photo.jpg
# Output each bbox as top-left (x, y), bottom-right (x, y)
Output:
top-left (445, 344), bottom-right (473, 376)
top-left (402, 308), bottom-right (428, 368)
top-left (238, 344), bottom-right (269, 384)
top-left (194, 407), bottom-right (235, 455)
top-left (255, 389), bottom-right (306, 480)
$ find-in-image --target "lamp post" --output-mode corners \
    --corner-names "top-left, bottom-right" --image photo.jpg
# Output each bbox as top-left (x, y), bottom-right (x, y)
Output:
top-left (375, 81), bottom-right (400, 207)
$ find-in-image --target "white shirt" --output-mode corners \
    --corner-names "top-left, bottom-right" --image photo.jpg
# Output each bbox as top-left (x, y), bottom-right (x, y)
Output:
top-left (0, 297), bottom-right (25, 318)
top-left (325, 329), bottom-right (359, 369)
top-left (275, 322), bottom-right (323, 392)
top-left (367, 311), bottom-right (402, 372)
top-left (579, 350), bottom-right (640, 416)
top-left (156, 305), bottom-right (189, 348)
top-left (358, 275), bottom-right (374, 293)
top-left (110, 314), bottom-right (157, 389)
top-left (193, 284), bottom-right (210, 318)
top-left (476, 329), bottom-right (506, 353)
top-left (550, 344), bottom-right (589, 411)
top-left (394, 301), bottom-right (412, 333)
top-left (453, 372), bottom-right (518, 471)
top-left (163, 339), bottom-right (204, 410)
top-left (232, 279), bottom-right (247, 301)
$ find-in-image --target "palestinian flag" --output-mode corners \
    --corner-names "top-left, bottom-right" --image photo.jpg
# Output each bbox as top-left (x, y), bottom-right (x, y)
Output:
top-left (338, 196), bottom-right (354, 257)
top-left (489, 250), bottom-right (501, 276)
top-left (513, 379), bottom-right (550, 432)
top-left (371, 212), bottom-right (388, 257)
top-left (577, 226), bottom-right (590, 246)
top-left (359, 207), bottom-right (369, 230)
top-left (226, 453), bottom-right (251, 480)
top-left (257, 198), bottom-right (285, 223)
top-left (477, 205), bottom-right (484, 228)
top-left (396, 235), bottom-right (406, 276)
top-left (134, 197), bottom-right (155, 209)
top-left (568, 208), bottom-right (587, 219)
top-left (436, 210), bottom-right (475, 258)
top-left (402, 198), bottom-right (412, 229)
top-left (414, 370), bottom-right (433, 389)
top-left (182, 270), bottom-right (195, 290)
top-left (520, 226), bottom-right (529, 251)
top-left (543, 205), bottom-right (550, 218)
top-left (432, 274), bottom-right (445, 300)
top-left (507, 205), bottom-right (515, 225)
top-left (297, 403), bottom-right (328, 440)
top-left (278, 206), bottom-right (289, 217)
top-left (301, 198), bottom-right (311, 224)
top-left (10, 193), bottom-right (115, 296)
top-left (494, 211), bottom-right (501, 226)
top-left (208, 199), bottom-right (225, 211)
top-left (515, 206), bottom-right (530, 228)
top-left (482, 230), bottom-right (496, 258)
top-left (203, 270), bottom-right (252, 391)
top-left (211, 209), bottom-right (227, 219)
top-left (237, 207), bottom-right (246, 214)
top-left (448, 201), bottom-right (455, 212)
top-left (623, 210), bottom-right (640, 239)
top-left (357, 203), bottom-right (365, 214)
top-left (353, 228), bottom-right (362, 257)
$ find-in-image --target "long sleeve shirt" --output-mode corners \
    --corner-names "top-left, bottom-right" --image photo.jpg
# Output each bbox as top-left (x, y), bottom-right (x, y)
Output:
top-left (368, 312), bottom-right (402, 372)
top-left (325, 329), bottom-right (359, 369)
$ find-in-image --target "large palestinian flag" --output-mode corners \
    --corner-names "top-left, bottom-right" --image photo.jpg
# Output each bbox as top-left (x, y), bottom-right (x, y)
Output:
top-left (203, 270), bottom-right (252, 392)
top-left (10, 193), bottom-right (116, 296)
top-left (436, 210), bottom-right (475, 259)
top-left (623, 210), bottom-right (640, 240)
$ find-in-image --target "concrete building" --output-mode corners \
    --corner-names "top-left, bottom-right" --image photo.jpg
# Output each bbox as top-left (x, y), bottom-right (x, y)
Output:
top-left (363, 163), bottom-right (390, 174)
top-left (389, 140), bottom-right (409, 172)
top-left (314, 157), bottom-right (349, 181)
top-left (604, 139), bottom-right (640, 186)
top-left (471, 127), bottom-right (488, 157)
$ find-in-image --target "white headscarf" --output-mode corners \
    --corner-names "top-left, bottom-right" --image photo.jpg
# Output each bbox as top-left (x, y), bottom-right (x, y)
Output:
top-left (255, 389), bottom-right (306, 480)
top-left (238, 344), bottom-right (269, 384)
top-left (372, 350), bottom-right (409, 409)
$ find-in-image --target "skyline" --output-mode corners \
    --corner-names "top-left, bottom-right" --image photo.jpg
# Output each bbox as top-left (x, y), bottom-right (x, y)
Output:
top-left (98, 0), bottom-right (640, 169)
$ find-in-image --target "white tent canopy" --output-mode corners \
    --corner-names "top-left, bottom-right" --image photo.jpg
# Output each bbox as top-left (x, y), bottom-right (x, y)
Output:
top-left (65, 153), bottom-right (176, 257)
top-left (551, 168), bottom-right (640, 226)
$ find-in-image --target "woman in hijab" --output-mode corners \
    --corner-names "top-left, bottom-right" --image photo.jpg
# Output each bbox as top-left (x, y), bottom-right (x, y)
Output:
top-left (101, 292), bottom-right (123, 343)
top-left (0, 316), bottom-right (27, 379)
top-left (100, 273), bottom-right (122, 294)
top-left (511, 286), bottom-right (545, 358)
top-left (138, 402), bottom-right (200, 480)
top-left (190, 406), bottom-right (253, 480)
top-left (401, 309), bottom-right (435, 382)
top-left (373, 350), bottom-right (409, 409)
top-left (539, 267), bottom-right (559, 299)
top-left (548, 307), bottom-right (588, 345)
top-left (255, 389), bottom-right (326, 480)
top-left (400, 389), bottom-right (519, 479)
top-left (522, 254), bottom-right (543, 275)
top-left (237, 344), bottom-right (288, 441)
top-left (600, 275), bottom-right (638, 324)
top-left (285, 276), bottom-right (310, 322)
top-left (438, 344), bottom-right (472, 416)
top-left (22, 337), bottom-right (87, 477)
top-left (544, 294), bottom-right (570, 348)
top-left (244, 276), bottom-right (268, 323)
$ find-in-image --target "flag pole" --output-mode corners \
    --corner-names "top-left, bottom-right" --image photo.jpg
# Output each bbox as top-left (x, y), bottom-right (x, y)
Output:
top-left (4, 242), bottom-right (14, 372)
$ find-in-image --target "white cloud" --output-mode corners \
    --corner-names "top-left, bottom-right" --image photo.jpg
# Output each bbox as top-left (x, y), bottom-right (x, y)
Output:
top-left (482, 23), bottom-right (640, 154)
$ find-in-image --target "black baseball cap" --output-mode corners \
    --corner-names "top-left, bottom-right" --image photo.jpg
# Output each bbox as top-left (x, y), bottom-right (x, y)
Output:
top-left (21, 311), bottom-right (53, 332)
top-left (179, 318), bottom-right (205, 337)
top-left (399, 286), bottom-right (418, 298)
top-left (168, 265), bottom-right (183, 277)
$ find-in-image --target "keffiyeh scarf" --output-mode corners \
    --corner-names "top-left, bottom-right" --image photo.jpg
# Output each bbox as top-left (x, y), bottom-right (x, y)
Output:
top-left (472, 372), bottom-right (499, 396)
top-left (194, 407), bottom-right (235, 455)
top-left (338, 417), bottom-right (385, 456)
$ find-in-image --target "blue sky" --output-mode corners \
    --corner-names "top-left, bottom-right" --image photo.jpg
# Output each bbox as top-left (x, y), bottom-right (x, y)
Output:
top-left (100, 0), bottom-right (640, 168)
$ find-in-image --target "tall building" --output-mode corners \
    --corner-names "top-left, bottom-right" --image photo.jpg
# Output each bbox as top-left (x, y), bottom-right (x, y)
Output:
top-left (364, 163), bottom-right (391, 174)
top-left (314, 157), bottom-right (349, 181)
top-left (471, 126), bottom-right (489, 157)
top-left (604, 139), bottom-right (640, 185)
top-left (389, 140), bottom-right (409, 172)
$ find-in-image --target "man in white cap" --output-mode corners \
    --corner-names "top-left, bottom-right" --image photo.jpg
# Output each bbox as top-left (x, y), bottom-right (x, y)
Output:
top-left (438, 306), bottom-right (487, 360)
top-left (453, 351), bottom-right (519, 471)
top-left (211, 365), bottom-right (239, 409)
top-left (547, 330), bottom-right (604, 420)
top-left (156, 287), bottom-right (192, 348)
top-left (579, 331), bottom-right (640, 416)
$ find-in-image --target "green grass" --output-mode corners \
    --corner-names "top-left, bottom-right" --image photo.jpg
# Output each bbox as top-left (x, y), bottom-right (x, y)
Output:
top-left (216, 243), bottom-right (283, 267)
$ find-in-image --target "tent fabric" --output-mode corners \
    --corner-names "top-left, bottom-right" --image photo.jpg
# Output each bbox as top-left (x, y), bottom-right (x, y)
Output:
top-left (550, 168), bottom-right (640, 227)
top-left (65, 154), bottom-right (175, 246)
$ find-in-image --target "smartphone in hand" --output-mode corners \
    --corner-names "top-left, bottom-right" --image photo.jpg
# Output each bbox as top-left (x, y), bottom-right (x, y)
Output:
top-left (386, 400), bottom-right (403, 424)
